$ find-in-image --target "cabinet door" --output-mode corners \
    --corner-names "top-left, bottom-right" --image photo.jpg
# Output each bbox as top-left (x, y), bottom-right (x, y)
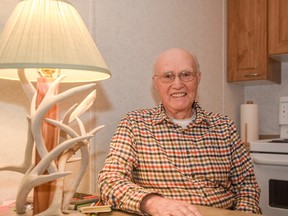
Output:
top-left (268, 0), bottom-right (288, 55)
top-left (228, 0), bottom-right (268, 82)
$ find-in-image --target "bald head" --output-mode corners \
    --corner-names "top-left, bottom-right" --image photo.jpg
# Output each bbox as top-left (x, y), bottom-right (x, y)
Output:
top-left (154, 48), bottom-right (200, 75)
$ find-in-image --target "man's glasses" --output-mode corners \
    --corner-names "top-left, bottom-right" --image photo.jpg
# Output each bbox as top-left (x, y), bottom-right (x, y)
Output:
top-left (154, 70), bottom-right (198, 83)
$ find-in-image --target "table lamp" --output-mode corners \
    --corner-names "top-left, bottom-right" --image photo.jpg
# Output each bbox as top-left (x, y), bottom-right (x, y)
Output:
top-left (0, 0), bottom-right (111, 215)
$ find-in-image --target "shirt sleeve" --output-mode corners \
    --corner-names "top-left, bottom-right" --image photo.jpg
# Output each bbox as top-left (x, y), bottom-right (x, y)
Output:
top-left (228, 119), bottom-right (262, 214)
top-left (98, 116), bottom-right (161, 215)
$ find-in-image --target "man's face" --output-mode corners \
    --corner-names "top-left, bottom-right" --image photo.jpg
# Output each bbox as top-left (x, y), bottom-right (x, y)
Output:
top-left (153, 49), bottom-right (200, 118)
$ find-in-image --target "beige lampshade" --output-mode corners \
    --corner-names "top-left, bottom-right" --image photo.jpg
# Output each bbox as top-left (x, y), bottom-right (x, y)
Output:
top-left (0, 0), bottom-right (111, 82)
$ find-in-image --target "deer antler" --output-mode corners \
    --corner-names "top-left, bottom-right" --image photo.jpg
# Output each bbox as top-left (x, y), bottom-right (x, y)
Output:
top-left (41, 86), bottom-right (102, 212)
top-left (1, 70), bottom-right (103, 215)
top-left (0, 117), bottom-right (34, 173)
top-left (44, 116), bottom-right (104, 210)
top-left (67, 90), bottom-right (97, 124)
top-left (18, 69), bottom-right (36, 102)
top-left (0, 70), bottom-right (35, 173)
top-left (30, 74), bottom-right (96, 173)
top-left (16, 135), bottom-right (93, 214)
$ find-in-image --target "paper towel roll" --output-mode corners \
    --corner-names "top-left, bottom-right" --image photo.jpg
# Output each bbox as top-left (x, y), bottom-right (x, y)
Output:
top-left (240, 101), bottom-right (259, 143)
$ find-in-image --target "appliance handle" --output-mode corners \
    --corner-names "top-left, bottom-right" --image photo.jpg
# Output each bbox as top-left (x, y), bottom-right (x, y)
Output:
top-left (253, 158), bottom-right (288, 166)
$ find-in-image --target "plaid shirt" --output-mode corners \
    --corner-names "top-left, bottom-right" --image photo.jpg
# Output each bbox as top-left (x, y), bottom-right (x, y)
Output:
top-left (98, 102), bottom-right (261, 215)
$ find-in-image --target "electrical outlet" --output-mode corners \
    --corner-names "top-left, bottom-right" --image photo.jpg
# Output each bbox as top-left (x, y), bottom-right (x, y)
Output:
top-left (279, 96), bottom-right (288, 125)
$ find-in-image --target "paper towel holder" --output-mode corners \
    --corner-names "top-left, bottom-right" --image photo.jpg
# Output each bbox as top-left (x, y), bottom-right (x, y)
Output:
top-left (245, 101), bottom-right (253, 149)
top-left (240, 100), bottom-right (259, 150)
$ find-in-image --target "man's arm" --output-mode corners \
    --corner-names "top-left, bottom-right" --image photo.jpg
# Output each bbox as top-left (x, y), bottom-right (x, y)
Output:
top-left (228, 120), bottom-right (262, 214)
top-left (98, 117), bottom-right (153, 214)
top-left (140, 194), bottom-right (203, 216)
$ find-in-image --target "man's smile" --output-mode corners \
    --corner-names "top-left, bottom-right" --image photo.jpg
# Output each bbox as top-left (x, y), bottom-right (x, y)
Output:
top-left (171, 92), bottom-right (187, 97)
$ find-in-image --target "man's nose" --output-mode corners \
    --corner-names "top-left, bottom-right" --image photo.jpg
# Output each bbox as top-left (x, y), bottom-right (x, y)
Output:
top-left (172, 75), bottom-right (184, 87)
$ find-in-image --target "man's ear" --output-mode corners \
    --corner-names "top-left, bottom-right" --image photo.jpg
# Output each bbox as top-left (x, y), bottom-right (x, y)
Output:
top-left (197, 73), bottom-right (201, 84)
top-left (153, 76), bottom-right (159, 91)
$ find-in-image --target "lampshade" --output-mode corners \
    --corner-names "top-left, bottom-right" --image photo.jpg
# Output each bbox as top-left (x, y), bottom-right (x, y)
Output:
top-left (0, 0), bottom-right (111, 82)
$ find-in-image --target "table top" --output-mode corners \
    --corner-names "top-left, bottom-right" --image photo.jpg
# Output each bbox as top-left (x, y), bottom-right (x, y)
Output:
top-left (98, 205), bottom-right (261, 216)
top-left (3, 205), bottom-right (262, 216)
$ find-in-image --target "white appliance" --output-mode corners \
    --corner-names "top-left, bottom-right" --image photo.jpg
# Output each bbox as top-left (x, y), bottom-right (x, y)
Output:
top-left (250, 139), bottom-right (288, 216)
top-left (279, 96), bottom-right (288, 139)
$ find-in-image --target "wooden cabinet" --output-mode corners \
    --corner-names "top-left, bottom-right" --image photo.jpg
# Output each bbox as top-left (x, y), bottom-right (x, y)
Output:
top-left (269, 0), bottom-right (288, 57)
top-left (228, 0), bottom-right (281, 83)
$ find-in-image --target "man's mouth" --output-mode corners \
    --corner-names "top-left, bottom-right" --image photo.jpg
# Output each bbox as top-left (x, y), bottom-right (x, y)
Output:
top-left (171, 92), bottom-right (187, 98)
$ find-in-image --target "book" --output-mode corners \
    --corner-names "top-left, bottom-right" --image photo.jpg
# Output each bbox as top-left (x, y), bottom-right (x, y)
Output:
top-left (70, 192), bottom-right (99, 205)
top-left (68, 202), bottom-right (96, 211)
top-left (80, 205), bottom-right (112, 214)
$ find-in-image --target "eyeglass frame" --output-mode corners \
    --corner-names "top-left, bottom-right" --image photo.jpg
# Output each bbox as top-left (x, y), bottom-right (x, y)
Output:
top-left (153, 70), bottom-right (199, 83)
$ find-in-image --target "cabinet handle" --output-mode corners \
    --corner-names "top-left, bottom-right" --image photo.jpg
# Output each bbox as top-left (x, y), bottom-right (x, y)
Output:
top-left (244, 74), bottom-right (261, 78)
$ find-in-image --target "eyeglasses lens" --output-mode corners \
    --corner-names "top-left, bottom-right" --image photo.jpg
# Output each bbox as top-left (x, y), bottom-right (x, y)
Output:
top-left (157, 71), bottom-right (196, 83)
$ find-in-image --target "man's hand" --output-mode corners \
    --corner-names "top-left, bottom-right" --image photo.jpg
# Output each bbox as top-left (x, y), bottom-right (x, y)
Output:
top-left (140, 194), bottom-right (203, 216)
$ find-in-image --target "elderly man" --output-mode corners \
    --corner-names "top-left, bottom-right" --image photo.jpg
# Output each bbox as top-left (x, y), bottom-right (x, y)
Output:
top-left (98, 48), bottom-right (261, 216)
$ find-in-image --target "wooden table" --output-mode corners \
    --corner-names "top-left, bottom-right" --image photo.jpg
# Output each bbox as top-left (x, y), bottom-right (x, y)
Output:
top-left (98, 205), bottom-right (262, 216)
top-left (3, 205), bottom-right (262, 216)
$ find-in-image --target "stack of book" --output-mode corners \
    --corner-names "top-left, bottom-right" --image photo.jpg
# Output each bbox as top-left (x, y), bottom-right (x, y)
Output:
top-left (67, 192), bottom-right (111, 214)
top-left (68, 192), bottom-right (99, 211)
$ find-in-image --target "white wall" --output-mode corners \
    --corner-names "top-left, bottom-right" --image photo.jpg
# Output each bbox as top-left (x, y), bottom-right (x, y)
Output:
top-left (92, 0), bottom-right (240, 194)
top-left (0, 0), bottom-right (241, 203)
top-left (244, 62), bottom-right (288, 136)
